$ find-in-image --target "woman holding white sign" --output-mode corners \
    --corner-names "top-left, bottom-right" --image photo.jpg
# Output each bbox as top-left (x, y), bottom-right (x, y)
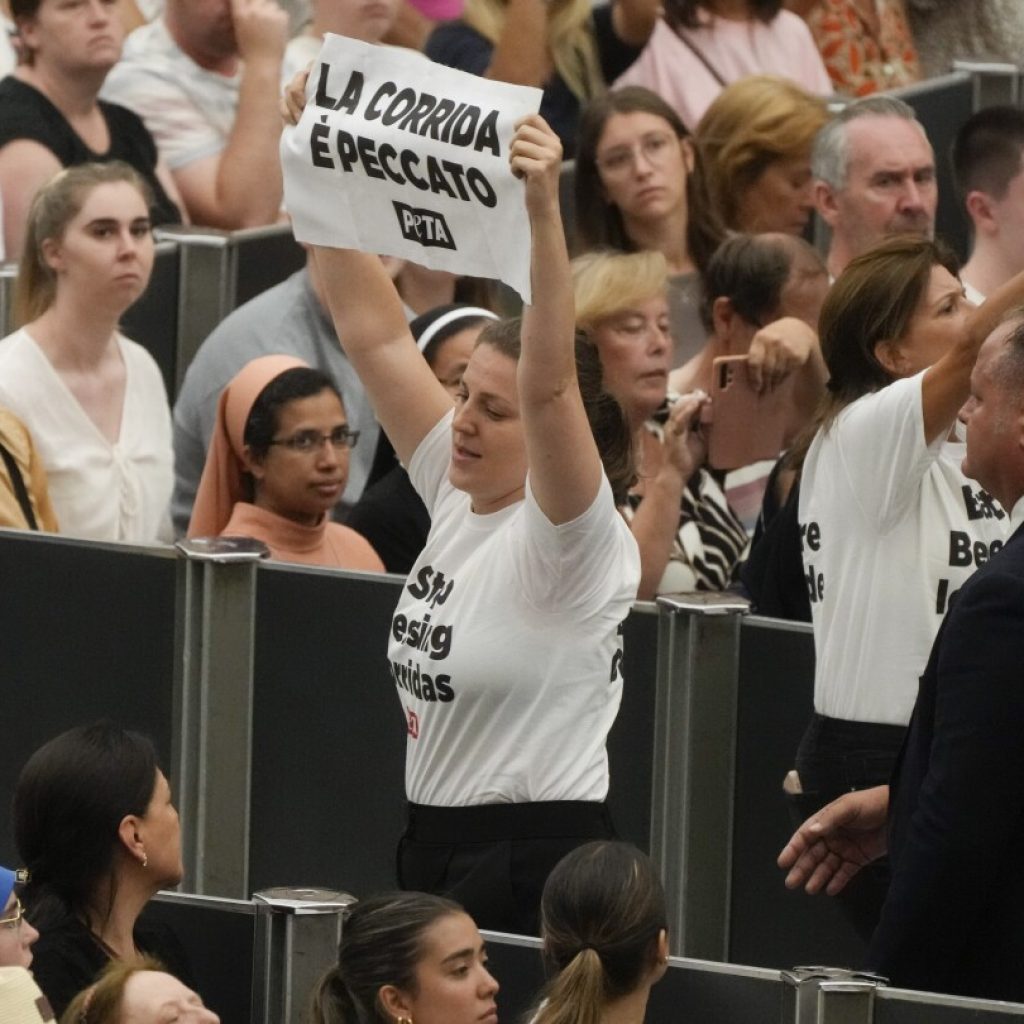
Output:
top-left (307, 112), bottom-right (641, 934)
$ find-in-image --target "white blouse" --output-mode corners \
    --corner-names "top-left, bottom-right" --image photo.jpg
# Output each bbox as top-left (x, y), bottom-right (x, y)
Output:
top-left (0, 328), bottom-right (173, 542)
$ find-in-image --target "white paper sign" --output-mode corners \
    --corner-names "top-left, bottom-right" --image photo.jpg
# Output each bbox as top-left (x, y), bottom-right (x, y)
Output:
top-left (281, 35), bottom-right (543, 303)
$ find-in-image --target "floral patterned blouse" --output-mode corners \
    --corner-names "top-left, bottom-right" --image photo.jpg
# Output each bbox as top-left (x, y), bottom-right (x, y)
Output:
top-left (806, 0), bottom-right (920, 96)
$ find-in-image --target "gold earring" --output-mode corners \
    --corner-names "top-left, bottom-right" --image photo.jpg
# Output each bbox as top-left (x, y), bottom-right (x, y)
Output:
top-left (397, 1017), bottom-right (413, 1024)
top-left (141, 851), bottom-right (148, 869)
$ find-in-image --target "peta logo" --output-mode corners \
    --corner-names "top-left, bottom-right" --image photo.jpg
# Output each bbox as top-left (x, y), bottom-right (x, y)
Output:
top-left (393, 201), bottom-right (456, 250)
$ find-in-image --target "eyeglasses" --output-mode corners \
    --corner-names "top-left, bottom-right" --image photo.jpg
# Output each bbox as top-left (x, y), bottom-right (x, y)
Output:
top-left (0, 897), bottom-right (23, 930)
top-left (596, 132), bottom-right (679, 178)
top-left (268, 426), bottom-right (360, 453)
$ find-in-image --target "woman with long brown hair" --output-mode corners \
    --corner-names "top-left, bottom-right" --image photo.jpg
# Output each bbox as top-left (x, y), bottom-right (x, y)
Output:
top-left (574, 86), bottom-right (725, 365)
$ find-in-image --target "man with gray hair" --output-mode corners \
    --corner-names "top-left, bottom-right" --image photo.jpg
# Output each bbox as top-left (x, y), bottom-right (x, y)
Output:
top-left (813, 96), bottom-right (937, 279)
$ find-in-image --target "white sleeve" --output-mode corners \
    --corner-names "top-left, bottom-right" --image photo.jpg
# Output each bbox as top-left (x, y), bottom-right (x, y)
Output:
top-left (826, 372), bottom-right (943, 532)
top-left (407, 409), bottom-right (455, 514)
top-left (513, 473), bottom-right (640, 612)
top-left (102, 64), bottom-right (225, 170)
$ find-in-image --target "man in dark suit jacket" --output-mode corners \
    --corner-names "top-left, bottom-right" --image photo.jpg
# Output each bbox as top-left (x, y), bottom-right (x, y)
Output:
top-left (778, 310), bottom-right (1024, 1002)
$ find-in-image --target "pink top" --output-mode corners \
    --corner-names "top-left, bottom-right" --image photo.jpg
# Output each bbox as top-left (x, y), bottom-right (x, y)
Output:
top-left (614, 12), bottom-right (833, 130)
top-left (409, 0), bottom-right (463, 21)
top-left (223, 501), bottom-right (385, 572)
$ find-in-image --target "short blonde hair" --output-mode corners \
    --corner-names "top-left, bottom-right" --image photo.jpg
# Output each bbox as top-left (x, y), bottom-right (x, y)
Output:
top-left (572, 250), bottom-right (669, 331)
top-left (695, 76), bottom-right (829, 230)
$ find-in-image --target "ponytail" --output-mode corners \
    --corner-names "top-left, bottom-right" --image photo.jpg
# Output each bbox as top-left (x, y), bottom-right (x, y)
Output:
top-left (310, 968), bottom-right (358, 1024)
top-left (532, 948), bottom-right (605, 1024)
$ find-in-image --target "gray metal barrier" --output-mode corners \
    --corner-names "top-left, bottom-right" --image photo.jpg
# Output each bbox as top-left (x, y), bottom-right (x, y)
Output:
top-left (951, 60), bottom-right (1022, 112)
top-left (5, 529), bottom-right (1023, 1014)
top-left (0, 529), bottom-right (179, 868)
top-left (0, 529), bottom-right (874, 970)
top-left (141, 893), bottom-right (1024, 1024)
top-left (146, 887), bottom-right (353, 1024)
top-left (0, 262), bottom-right (14, 336)
top-left (156, 224), bottom-right (305, 390)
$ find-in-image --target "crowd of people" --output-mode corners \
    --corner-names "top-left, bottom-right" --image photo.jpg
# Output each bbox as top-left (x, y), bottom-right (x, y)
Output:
top-left (4, 0), bottom-right (1024, 1017)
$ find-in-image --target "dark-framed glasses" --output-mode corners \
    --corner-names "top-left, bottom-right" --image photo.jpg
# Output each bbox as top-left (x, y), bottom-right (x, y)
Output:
top-left (0, 896), bottom-right (24, 930)
top-left (268, 426), bottom-right (360, 453)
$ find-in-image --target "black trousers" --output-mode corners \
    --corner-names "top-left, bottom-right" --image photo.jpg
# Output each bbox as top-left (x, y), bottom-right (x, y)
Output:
top-left (397, 801), bottom-right (615, 936)
top-left (788, 713), bottom-right (906, 942)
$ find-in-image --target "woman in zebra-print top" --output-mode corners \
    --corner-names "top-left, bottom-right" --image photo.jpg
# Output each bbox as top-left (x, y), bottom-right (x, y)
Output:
top-left (574, 239), bottom-right (827, 597)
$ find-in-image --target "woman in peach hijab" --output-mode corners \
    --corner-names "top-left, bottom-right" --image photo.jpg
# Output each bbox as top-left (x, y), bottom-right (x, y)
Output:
top-left (187, 355), bottom-right (383, 572)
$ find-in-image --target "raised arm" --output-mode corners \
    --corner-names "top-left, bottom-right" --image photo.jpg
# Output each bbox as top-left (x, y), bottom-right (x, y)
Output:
top-left (513, 115), bottom-right (604, 525)
top-left (745, 316), bottom-right (828, 442)
top-left (480, 0), bottom-right (549, 88)
top-left (921, 269), bottom-right (1024, 442)
top-left (172, 0), bottom-right (288, 227)
top-left (310, 247), bottom-right (451, 465)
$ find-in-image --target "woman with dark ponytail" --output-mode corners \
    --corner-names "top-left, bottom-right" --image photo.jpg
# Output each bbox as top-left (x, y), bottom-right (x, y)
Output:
top-left (531, 842), bottom-right (668, 1024)
top-left (311, 892), bottom-right (499, 1024)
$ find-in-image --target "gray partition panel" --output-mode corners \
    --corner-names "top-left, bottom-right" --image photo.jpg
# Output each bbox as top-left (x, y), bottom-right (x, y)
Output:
top-left (248, 566), bottom-right (408, 895)
top-left (0, 531), bottom-right (177, 864)
top-left (889, 74), bottom-right (974, 263)
top-left (143, 894), bottom-right (257, 1024)
top-left (608, 604), bottom-right (658, 851)
top-left (120, 240), bottom-right (181, 401)
top-left (0, 263), bottom-right (15, 337)
top-left (233, 227), bottom-right (306, 309)
top-left (729, 616), bottom-right (866, 969)
top-left (875, 989), bottom-right (1024, 1022)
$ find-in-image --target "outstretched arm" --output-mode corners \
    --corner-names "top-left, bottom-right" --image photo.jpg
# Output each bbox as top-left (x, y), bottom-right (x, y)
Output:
top-left (778, 785), bottom-right (889, 896)
top-left (310, 248), bottom-right (451, 465)
top-left (513, 115), bottom-right (604, 525)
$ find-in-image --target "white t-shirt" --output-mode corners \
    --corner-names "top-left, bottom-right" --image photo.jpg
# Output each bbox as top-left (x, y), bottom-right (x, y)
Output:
top-left (0, 329), bottom-right (173, 542)
top-left (101, 19), bottom-right (241, 170)
top-left (0, 18), bottom-right (16, 80)
top-left (799, 371), bottom-right (1010, 726)
top-left (390, 410), bottom-right (641, 807)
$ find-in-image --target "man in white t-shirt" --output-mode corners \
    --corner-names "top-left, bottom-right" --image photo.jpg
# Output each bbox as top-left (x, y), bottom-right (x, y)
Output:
top-left (813, 96), bottom-right (937, 280)
top-left (953, 106), bottom-right (1024, 307)
top-left (102, 0), bottom-right (287, 228)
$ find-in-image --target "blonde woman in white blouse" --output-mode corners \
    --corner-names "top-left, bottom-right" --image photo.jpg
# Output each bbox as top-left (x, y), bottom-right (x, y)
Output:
top-left (0, 162), bottom-right (173, 542)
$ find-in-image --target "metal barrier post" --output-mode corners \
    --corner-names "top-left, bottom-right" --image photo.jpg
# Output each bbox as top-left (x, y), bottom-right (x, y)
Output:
top-left (651, 593), bottom-right (748, 960)
top-left (817, 981), bottom-right (878, 1024)
top-left (254, 888), bottom-right (356, 1024)
top-left (952, 60), bottom-right (1022, 110)
top-left (155, 227), bottom-right (236, 391)
top-left (173, 539), bottom-right (267, 898)
top-left (782, 968), bottom-right (884, 1024)
top-left (0, 263), bottom-right (16, 337)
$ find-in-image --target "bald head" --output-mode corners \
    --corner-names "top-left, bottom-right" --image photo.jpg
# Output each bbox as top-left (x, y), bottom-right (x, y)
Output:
top-left (960, 312), bottom-right (1024, 512)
